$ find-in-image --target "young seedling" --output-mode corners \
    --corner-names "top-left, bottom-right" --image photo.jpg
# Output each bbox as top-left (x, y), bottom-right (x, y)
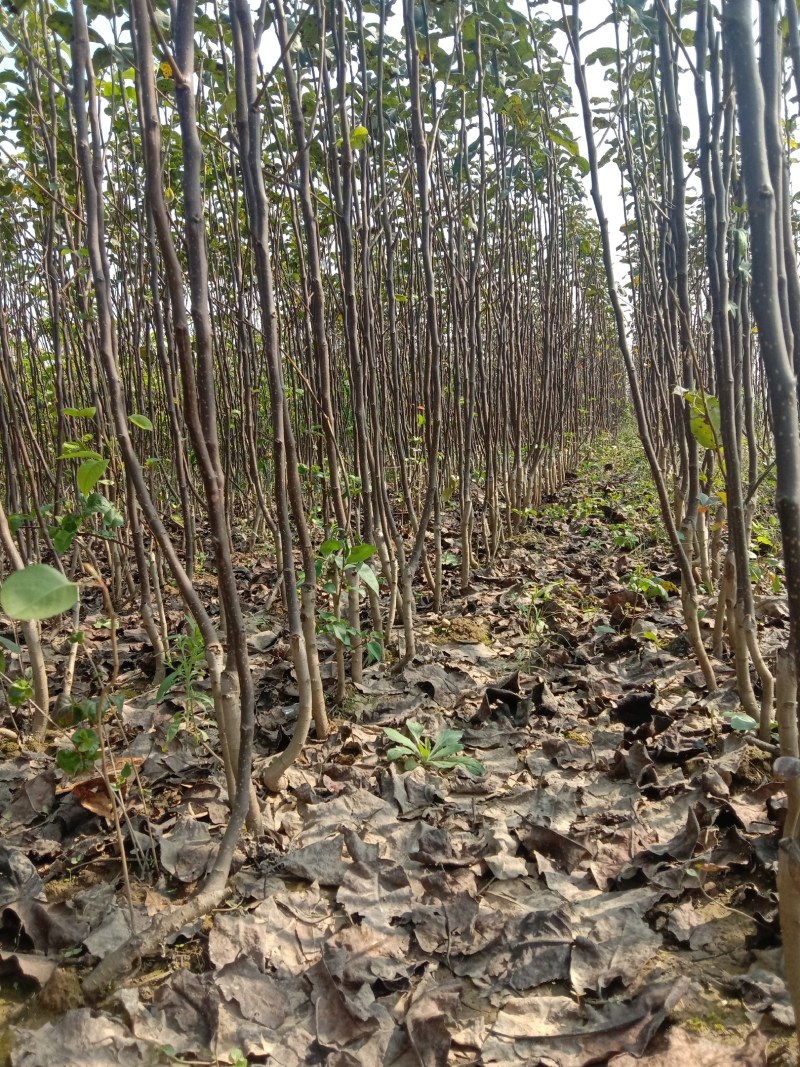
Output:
top-left (383, 720), bottom-right (485, 775)
top-left (315, 537), bottom-right (384, 698)
top-left (510, 580), bottom-right (557, 667)
top-left (628, 569), bottom-right (671, 601)
top-left (156, 619), bottom-right (213, 744)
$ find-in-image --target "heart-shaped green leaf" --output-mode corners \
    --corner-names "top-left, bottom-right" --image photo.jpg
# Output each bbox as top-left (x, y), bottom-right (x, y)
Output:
top-left (77, 458), bottom-right (108, 496)
top-left (728, 713), bottom-right (758, 733)
top-left (64, 406), bottom-right (97, 418)
top-left (129, 413), bottom-right (154, 431)
top-left (346, 543), bottom-right (376, 567)
top-left (358, 563), bottom-right (380, 594)
top-left (0, 564), bottom-right (79, 621)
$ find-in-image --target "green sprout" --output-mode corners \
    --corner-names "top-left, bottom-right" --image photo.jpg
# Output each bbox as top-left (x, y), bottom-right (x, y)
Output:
top-left (383, 720), bottom-right (485, 775)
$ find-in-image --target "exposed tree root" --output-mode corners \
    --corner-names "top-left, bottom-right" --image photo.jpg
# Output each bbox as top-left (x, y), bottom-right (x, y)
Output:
top-left (82, 884), bottom-right (227, 1000)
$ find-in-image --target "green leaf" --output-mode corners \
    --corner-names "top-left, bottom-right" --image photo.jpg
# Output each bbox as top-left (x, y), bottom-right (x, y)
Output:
top-left (0, 564), bottom-right (79, 621)
top-left (166, 713), bottom-right (182, 745)
top-left (428, 738), bottom-right (467, 755)
top-left (57, 748), bottom-right (84, 775)
top-left (358, 563), bottom-right (380, 595)
top-left (729, 713), bottom-right (758, 732)
top-left (59, 441), bottom-right (103, 461)
top-left (446, 755), bottom-right (485, 775)
top-left (156, 671), bottom-right (180, 703)
top-left (689, 408), bottom-right (718, 449)
top-left (77, 458), bottom-right (108, 496)
top-left (64, 406), bottom-right (97, 418)
top-left (683, 391), bottom-right (721, 451)
top-left (585, 46), bottom-right (619, 66)
top-left (47, 11), bottom-right (74, 39)
top-left (547, 130), bottom-right (579, 157)
top-left (346, 543), bottom-right (377, 567)
top-left (52, 513), bottom-right (83, 555)
top-left (429, 729), bottom-right (465, 759)
top-left (85, 493), bottom-right (124, 529)
top-left (386, 744), bottom-right (414, 762)
top-left (575, 155), bottom-right (590, 177)
top-left (350, 124), bottom-right (369, 150)
top-left (319, 538), bottom-right (344, 556)
top-left (406, 721), bottom-right (426, 745)
top-left (72, 727), bottom-right (100, 754)
top-left (382, 728), bottom-right (420, 753)
top-left (8, 677), bottom-right (34, 707)
top-left (221, 91), bottom-right (238, 117)
top-left (129, 413), bottom-right (154, 431)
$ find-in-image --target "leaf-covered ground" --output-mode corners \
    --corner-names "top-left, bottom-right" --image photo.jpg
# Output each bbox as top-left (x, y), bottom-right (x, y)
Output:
top-left (0, 435), bottom-right (796, 1066)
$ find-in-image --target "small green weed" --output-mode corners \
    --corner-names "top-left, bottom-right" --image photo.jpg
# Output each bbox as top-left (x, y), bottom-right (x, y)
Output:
top-left (509, 581), bottom-right (558, 665)
top-left (315, 537), bottom-right (383, 663)
top-left (157, 620), bottom-right (213, 744)
top-left (612, 525), bottom-right (640, 551)
top-left (383, 720), bottom-right (485, 775)
top-left (628, 569), bottom-right (672, 601)
top-left (55, 693), bottom-right (127, 776)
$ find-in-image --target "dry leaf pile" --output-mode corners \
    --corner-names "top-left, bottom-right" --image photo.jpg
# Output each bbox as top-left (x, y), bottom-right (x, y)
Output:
top-left (0, 461), bottom-right (794, 1066)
